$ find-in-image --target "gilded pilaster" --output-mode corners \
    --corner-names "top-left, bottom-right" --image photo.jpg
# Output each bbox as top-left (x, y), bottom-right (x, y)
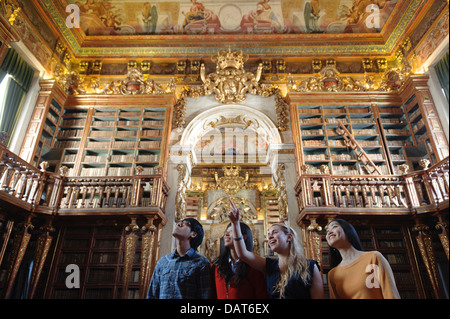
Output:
top-left (2, 218), bottom-right (33, 299)
top-left (435, 216), bottom-right (449, 260)
top-left (412, 223), bottom-right (442, 298)
top-left (122, 217), bottom-right (139, 299)
top-left (27, 221), bottom-right (55, 299)
top-left (139, 216), bottom-right (157, 299)
top-left (0, 218), bottom-right (13, 268)
top-left (306, 218), bottom-right (323, 273)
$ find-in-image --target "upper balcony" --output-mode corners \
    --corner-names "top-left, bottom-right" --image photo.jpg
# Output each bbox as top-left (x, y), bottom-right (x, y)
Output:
top-left (0, 142), bottom-right (448, 224)
top-left (0, 143), bottom-right (168, 223)
top-left (295, 157), bottom-right (449, 223)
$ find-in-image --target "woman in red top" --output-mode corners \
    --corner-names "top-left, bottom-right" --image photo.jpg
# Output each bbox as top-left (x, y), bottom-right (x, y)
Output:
top-left (212, 222), bottom-right (267, 299)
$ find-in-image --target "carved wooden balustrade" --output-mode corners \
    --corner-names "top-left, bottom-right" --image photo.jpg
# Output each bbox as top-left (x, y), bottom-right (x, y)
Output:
top-left (0, 145), bottom-right (46, 209)
top-left (295, 157), bottom-right (449, 219)
top-left (54, 175), bottom-right (169, 214)
top-left (0, 144), bottom-right (169, 216)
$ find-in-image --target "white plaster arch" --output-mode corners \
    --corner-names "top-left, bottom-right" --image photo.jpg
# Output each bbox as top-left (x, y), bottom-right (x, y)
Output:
top-left (179, 104), bottom-right (282, 149)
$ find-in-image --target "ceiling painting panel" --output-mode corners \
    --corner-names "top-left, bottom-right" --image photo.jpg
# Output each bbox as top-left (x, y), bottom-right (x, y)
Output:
top-left (66, 0), bottom-right (398, 36)
top-left (34, 0), bottom-right (426, 58)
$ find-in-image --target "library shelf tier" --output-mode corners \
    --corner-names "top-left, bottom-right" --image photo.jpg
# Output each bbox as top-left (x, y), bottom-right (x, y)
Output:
top-left (53, 106), bottom-right (169, 177)
top-left (297, 104), bottom-right (393, 175)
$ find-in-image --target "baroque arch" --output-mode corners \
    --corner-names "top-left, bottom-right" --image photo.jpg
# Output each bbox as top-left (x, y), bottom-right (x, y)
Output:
top-left (179, 104), bottom-right (282, 166)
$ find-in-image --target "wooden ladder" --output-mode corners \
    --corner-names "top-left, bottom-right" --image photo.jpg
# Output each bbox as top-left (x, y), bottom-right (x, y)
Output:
top-left (336, 120), bottom-right (382, 175)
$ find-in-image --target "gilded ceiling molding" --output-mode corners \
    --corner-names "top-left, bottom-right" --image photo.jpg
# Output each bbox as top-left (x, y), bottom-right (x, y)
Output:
top-left (61, 66), bottom-right (174, 96)
top-left (288, 52), bottom-right (414, 93)
top-left (102, 67), bottom-right (168, 95)
top-left (0, 0), bottom-right (22, 27)
top-left (288, 64), bottom-right (368, 93)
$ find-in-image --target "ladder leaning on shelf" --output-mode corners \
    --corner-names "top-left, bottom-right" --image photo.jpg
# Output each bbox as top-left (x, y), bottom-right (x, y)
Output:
top-left (335, 120), bottom-right (382, 175)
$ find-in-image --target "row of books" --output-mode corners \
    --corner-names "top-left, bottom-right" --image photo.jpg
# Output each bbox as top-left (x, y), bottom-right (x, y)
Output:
top-left (353, 129), bottom-right (378, 135)
top-left (58, 129), bottom-right (83, 138)
top-left (378, 107), bottom-right (404, 114)
top-left (381, 118), bottom-right (406, 124)
top-left (61, 119), bottom-right (86, 127)
top-left (92, 111), bottom-right (165, 117)
top-left (411, 118), bottom-right (425, 132)
top-left (65, 154), bottom-right (161, 163)
top-left (47, 112), bottom-right (59, 124)
top-left (44, 123), bottom-right (56, 135)
top-left (107, 167), bottom-right (132, 176)
top-left (84, 155), bottom-right (108, 163)
top-left (384, 129), bottom-right (410, 136)
top-left (408, 108), bottom-right (421, 121)
top-left (387, 140), bottom-right (413, 147)
top-left (55, 140), bottom-right (81, 148)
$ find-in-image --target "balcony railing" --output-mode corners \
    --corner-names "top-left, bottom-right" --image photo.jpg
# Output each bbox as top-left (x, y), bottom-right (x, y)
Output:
top-left (0, 144), bottom-right (169, 217)
top-left (1, 143), bottom-right (448, 219)
top-left (295, 157), bottom-right (449, 219)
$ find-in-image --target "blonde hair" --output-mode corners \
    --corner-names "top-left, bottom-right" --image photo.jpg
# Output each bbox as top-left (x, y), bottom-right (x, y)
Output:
top-left (271, 222), bottom-right (310, 298)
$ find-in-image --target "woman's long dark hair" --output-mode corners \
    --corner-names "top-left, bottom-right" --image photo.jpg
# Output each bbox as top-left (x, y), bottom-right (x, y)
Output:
top-left (214, 222), bottom-right (253, 287)
top-left (328, 218), bottom-right (364, 268)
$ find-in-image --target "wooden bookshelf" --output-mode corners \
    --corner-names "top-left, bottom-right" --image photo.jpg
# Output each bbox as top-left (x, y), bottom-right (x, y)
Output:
top-left (46, 224), bottom-right (136, 299)
top-left (297, 104), bottom-right (391, 175)
top-left (54, 106), bottom-right (167, 177)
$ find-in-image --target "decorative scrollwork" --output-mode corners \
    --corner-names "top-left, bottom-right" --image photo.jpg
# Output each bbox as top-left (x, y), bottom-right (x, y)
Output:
top-left (289, 65), bottom-right (367, 92)
top-left (200, 48), bottom-right (263, 104)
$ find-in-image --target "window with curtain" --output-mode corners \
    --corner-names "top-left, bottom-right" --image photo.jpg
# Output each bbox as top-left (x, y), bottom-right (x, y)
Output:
top-left (0, 48), bottom-right (35, 147)
top-left (434, 51), bottom-right (449, 105)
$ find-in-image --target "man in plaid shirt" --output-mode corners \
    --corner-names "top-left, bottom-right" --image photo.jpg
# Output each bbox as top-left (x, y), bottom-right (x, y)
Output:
top-left (147, 218), bottom-right (213, 299)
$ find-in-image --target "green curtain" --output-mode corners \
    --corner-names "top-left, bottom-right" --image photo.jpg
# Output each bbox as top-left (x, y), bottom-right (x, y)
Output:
top-left (434, 51), bottom-right (449, 104)
top-left (0, 48), bottom-right (35, 146)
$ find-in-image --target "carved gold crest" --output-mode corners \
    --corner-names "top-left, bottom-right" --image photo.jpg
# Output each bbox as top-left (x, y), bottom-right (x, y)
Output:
top-left (214, 165), bottom-right (249, 195)
top-left (200, 49), bottom-right (263, 103)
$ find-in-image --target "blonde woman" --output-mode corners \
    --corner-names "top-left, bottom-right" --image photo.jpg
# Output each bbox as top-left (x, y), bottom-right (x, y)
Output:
top-left (228, 200), bottom-right (323, 299)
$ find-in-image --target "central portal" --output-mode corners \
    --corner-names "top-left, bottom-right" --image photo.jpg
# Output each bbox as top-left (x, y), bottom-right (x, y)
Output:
top-left (173, 103), bottom-right (287, 259)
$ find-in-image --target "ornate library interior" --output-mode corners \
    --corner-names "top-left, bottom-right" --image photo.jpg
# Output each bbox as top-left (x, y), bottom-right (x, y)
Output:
top-left (0, 0), bottom-right (448, 299)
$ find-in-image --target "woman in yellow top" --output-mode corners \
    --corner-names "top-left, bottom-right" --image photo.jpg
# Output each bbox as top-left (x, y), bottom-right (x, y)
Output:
top-left (325, 219), bottom-right (400, 299)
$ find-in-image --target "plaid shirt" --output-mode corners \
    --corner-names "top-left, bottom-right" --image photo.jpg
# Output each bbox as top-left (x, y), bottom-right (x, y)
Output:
top-left (147, 248), bottom-right (213, 299)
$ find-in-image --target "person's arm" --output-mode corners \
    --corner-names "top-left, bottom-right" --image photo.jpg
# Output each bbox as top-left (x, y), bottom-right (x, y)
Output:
top-left (376, 251), bottom-right (401, 299)
top-left (327, 270), bottom-right (337, 299)
top-left (228, 200), bottom-right (266, 274)
top-left (310, 263), bottom-right (324, 299)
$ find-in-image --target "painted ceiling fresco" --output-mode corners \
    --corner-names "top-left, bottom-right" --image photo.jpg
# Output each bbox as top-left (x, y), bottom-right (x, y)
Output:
top-left (20, 0), bottom-right (446, 59)
top-left (68, 0), bottom-right (398, 36)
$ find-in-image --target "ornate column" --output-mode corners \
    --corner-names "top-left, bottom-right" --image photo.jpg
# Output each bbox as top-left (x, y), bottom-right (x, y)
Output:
top-left (27, 220), bottom-right (55, 299)
top-left (435, 214), bottom-right (449, 260)
top-left (175, 164), bottom-right (189, 222)
top-left (121, 216), bottom-right (139, 299)
top-left (139, 216), bottom-right (158, 299)
top-left (306, 218), bottom-right (323, 274)
top-left (2, 217), bottom-right (34, 299)
top-left (412, 222), bottom-right (442, 298)
top-left (0, 218), bottom-right (13, 266)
